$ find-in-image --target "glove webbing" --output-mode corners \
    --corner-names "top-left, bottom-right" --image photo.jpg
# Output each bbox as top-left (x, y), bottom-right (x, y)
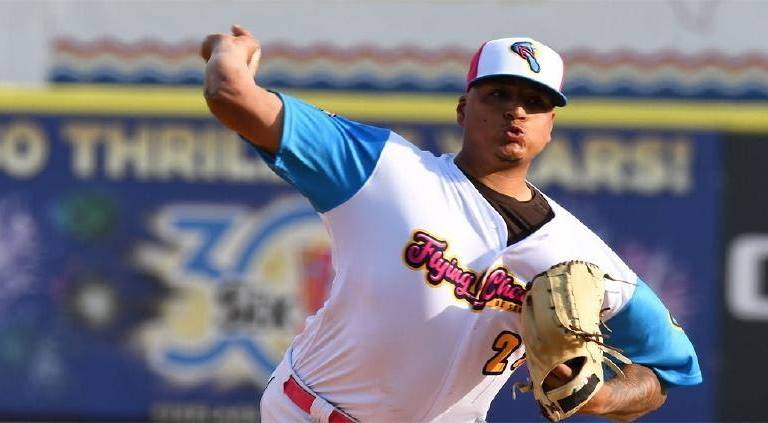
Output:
top-left (563, 325), bottom-right (630, 377)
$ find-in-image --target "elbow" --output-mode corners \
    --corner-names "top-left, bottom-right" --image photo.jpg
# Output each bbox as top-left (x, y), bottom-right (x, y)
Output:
top-left (203, 61), bottom-right (253, 107)
top-left (203, 76), bottom-right (253, 124)
top-left (203, 75), bottom-right (241, 106)
top-left (203, 83), bottom-right (224, 103)
top-left (203, 86), bottom-right (236, 122)
top-left (202, 74), bottom-right (246, 130)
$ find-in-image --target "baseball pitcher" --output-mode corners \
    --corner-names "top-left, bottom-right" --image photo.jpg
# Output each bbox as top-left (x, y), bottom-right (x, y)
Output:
top-left (201, 26), bottom-right (701, 422)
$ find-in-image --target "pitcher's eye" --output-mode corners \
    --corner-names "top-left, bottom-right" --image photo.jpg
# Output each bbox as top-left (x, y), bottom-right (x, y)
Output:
top-left (525, 96), bottom-right (544, 107)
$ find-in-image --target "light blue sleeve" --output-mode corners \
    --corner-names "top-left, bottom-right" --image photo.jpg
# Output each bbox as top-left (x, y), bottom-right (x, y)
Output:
top-left (247, 92), bottom-right (391, 213)
top-left (604, 279), bottom-right (702, 387)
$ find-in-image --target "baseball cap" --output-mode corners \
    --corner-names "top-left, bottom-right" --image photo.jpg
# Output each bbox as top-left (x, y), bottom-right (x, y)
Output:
top-left (466, 38), bottom-right (567, 107)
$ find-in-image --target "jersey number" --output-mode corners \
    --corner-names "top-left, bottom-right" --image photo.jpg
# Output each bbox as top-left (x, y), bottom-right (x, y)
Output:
top-left (482, 331), bottom-right (524, 375)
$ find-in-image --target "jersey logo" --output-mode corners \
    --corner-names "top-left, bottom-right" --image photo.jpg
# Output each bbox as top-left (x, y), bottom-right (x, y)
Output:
top-left (511, 41), bottom-right (541, 73)
top-left (668, 310), bottom-right (684, 331)
top-left (403, 231), bottom-right (527, 312)
top-left (475, 266), bottom-right (527, 312)
top-left (404, 231), bottom-right (479, 302)
top-left (316, 106), bottom-right (337, 117)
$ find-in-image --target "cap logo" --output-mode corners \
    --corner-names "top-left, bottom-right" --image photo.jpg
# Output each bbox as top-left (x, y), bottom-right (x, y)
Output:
top-left (510, 41), bottom-right (540, 73)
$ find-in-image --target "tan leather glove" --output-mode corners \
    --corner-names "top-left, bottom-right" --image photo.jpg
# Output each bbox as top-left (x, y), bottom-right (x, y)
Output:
top-left (519, 261), bottom-right (631, 421)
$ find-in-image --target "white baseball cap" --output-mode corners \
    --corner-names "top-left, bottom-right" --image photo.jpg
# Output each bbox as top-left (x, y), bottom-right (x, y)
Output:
top-left (466, 37), bottom-right (567, 107)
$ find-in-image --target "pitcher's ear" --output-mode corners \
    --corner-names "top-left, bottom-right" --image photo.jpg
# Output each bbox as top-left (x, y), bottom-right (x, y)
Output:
top-left (457, 95), bottom-right (467, 127)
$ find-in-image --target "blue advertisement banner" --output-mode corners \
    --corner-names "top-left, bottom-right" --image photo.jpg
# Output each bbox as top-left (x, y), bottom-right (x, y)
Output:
top-left (0, 114), bottom-right (717, 421)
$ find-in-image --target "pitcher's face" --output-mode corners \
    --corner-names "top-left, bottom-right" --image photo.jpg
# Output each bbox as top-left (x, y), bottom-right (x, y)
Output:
top-left (458, 77), bottom-right (556, 166)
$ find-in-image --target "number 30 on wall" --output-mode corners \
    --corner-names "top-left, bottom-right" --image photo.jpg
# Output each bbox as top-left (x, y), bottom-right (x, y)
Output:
top-left (483, 331), bottom-right (526, 375)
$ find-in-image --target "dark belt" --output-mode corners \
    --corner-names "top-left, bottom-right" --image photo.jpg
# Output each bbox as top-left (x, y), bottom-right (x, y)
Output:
top-left (283, 375), bottom-right (354, 423)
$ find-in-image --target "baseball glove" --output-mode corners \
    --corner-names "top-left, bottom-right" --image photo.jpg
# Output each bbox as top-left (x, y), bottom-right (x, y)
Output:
top-left (518, 261), bottom-right (631, 421)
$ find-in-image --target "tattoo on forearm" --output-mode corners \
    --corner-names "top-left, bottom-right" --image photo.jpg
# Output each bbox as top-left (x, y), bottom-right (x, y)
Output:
top-left (603, 364), bottom-right (667, 421)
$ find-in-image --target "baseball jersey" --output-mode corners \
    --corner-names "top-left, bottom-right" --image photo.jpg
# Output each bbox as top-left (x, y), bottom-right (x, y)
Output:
top-left (253, 93), bottom-right (702, 422)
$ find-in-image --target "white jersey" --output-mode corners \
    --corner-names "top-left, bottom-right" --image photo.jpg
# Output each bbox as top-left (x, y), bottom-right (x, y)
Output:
top-left (256, 94), bottom-right (701, 422)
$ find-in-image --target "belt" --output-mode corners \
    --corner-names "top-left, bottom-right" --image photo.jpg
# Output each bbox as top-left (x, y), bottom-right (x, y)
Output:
top-left (283, 375), bottom-right (354, 423)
